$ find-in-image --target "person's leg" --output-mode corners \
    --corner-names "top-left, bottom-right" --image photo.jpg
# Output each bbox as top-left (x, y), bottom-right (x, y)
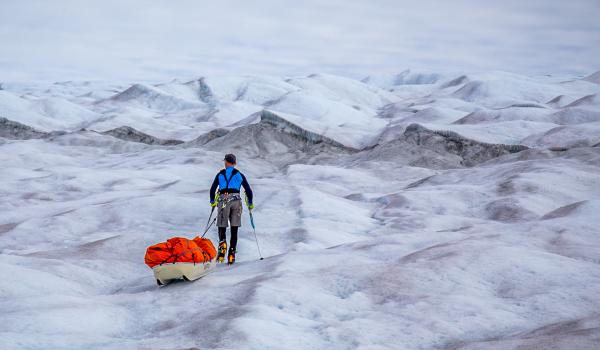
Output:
top-left (228, 226), bottom-right (238, 264)
top-left (217, 226), bottom-right (227, 262)
top-left (230, 226), bottom-right (238, 251)
top-left (227, 200), bottom-right (242, 264)
top-left (218, 227), bottom-right (226, 243)
top-left (216, 200), bottom-right (230, 262)
top-left (217, 198), bottom-right (230, 231)
top-left (229, 199), bottom-right (242, 229)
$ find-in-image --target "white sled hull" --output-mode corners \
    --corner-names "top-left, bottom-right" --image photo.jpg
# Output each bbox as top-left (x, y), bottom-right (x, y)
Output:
top-left (153, 260), bottom-right (215, 285)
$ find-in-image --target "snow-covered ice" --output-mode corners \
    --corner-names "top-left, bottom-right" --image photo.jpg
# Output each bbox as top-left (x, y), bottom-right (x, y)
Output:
top-left (1, 71), bottom-right (599, 349)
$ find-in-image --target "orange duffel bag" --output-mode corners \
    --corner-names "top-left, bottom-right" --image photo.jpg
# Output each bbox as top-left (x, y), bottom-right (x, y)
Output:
top-left (145, 236), bottom-right (217, 268)
top-left (193, 236), bottom-right (217, 259)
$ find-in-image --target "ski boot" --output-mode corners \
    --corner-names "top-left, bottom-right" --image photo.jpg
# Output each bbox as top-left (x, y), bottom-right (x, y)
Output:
top-left (217, 240), bottom-right (227, 263)
top-left (227, 248), bottom-right (236, 265)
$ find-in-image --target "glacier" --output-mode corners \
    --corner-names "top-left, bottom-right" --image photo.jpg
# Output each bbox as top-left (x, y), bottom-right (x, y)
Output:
top-left (1, 71), bottom-right (599, 349)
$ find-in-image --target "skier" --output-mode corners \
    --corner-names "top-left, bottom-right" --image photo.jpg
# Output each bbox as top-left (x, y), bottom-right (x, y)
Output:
top-left (209, 153), bottom-right (254, 264)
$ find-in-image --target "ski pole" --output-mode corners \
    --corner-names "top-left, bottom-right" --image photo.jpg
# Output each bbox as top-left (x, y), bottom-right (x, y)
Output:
top-left (245, 193), bottom-right (263, 260)
top-left (201, 206), bottom-right (216, 238)
top-left (200, 217), bottom-right (216, 238)
top-left (248, 209), bottom-right (264, 260)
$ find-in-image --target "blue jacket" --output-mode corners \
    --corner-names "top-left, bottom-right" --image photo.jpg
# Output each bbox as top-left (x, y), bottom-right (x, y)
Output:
top-left (210, 166), bottom-right (253, 204)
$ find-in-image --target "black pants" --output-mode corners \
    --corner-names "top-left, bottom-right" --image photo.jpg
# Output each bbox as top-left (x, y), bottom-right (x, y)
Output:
top-left (218, 226), bottom-right (238, 251)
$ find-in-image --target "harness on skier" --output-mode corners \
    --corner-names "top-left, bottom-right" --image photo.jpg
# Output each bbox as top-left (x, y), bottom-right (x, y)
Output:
top-left (218, 168), bottom-right (242, 208)
top-left (219, 168), bottom-right (240, 192)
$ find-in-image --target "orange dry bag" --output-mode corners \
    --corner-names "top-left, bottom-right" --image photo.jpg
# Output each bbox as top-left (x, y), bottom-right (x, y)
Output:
top-left (144, 236), bottom-right (217, 268)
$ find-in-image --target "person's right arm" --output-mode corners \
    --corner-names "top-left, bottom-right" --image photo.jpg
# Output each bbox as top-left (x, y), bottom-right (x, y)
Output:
top-left (209, 173), bottom-right (219, 204)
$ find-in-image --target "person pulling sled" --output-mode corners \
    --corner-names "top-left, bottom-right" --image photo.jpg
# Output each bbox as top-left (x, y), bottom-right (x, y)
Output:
top-left (209, 153), bottom-right (254, 265)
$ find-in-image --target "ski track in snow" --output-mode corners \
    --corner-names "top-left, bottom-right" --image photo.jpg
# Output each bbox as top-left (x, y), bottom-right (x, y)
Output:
top-left (1, 71), bottom-right (600, 349)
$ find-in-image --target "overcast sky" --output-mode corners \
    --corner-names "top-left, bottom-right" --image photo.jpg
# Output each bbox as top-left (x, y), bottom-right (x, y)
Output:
top-left (1, 0), bottom-right (599, 82)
